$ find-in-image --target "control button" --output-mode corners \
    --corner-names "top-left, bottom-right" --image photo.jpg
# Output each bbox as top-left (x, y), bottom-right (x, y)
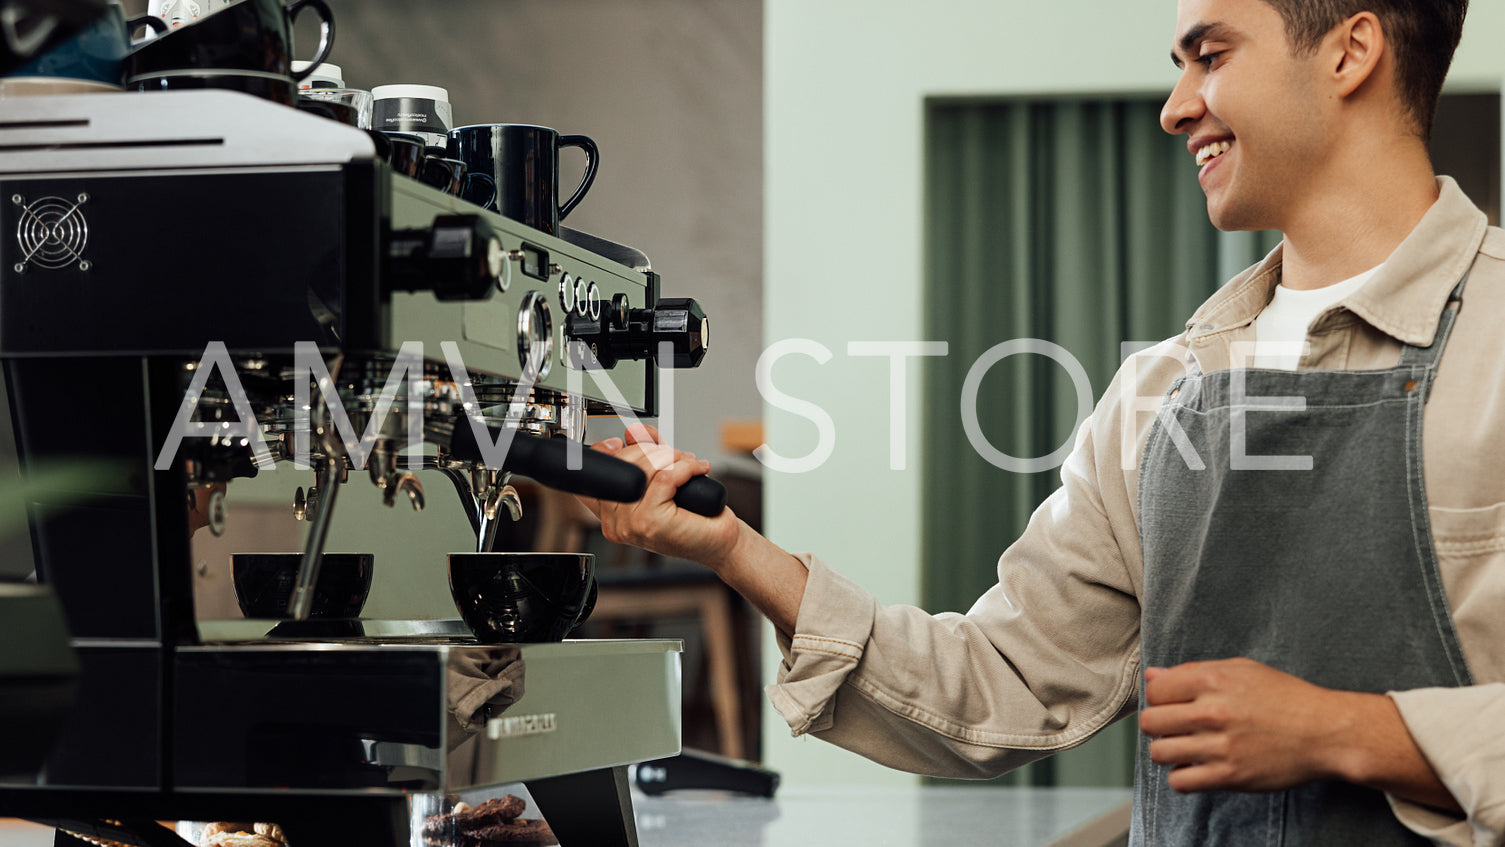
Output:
top-left (586, 282), bottom-right (602, 321)
top-left (488, 236), bottom-right (510, 292)
top-left (559, 273), bottom-right (576, 315)
top-left (574, 277), bottom-right (589, 316)
top-left (516, 291), bottom-right (554, 381)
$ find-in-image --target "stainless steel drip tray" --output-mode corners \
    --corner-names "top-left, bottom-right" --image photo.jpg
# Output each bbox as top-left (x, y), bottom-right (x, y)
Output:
top-left (171, 638), bottom-right (681, 796)
top-left (196, 618), bottom-right (476, 643)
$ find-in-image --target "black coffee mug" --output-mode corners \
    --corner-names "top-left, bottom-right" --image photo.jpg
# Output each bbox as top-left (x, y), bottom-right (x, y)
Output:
top-left (9, 4), bottom-right (166, 87)
top-left (131, 70), bottom-right (297, 105)
top-left (448, 123), bottom-right (599, 236)
top-left (125, 0), bottom-right (333, 83)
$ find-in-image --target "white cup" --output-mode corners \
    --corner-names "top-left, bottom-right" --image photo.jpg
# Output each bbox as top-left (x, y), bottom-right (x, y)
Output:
top-left (293, 61), bottom-right (344, 90)
top-left (372, 83), bottom-right (453, 148)
top-left (147, 0), bottom-right (234, 29)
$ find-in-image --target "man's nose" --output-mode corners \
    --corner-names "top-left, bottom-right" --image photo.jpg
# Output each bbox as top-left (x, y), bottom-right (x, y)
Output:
top-left (1160, 74), bottom-right (1204, 135)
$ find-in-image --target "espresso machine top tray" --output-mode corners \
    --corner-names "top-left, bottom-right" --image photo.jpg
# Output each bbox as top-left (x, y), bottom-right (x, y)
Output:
top-left (0, 90), bottom-right (377, 173)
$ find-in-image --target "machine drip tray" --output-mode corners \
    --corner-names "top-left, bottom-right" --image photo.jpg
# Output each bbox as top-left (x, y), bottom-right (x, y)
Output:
top-left (171, 638), bottom-right (682, 794)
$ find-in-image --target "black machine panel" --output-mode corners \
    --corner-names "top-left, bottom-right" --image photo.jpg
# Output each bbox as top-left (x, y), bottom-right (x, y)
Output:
top-left (174, 647), bottom-right (445, 791)
top-left (5, 357), bottom-right (162, 640)
top-left (0, 168), bottom-right (373, 356)
top-left (41, 646), bottom-right (162, 789)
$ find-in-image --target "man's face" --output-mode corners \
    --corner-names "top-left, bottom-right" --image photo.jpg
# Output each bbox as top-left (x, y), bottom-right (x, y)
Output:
top-left (1161, 0), bottom-right (1330, 232)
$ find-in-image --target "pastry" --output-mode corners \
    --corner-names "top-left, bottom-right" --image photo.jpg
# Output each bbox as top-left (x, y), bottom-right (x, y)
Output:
top-left (202, 834), bottom-right (281, 847)
top-left (423, 794), bottom-right (555, 845)
top-left (464, 819), bottom-right (556, 844)
top-left (463, 795), bottom-right (528, 828)
top-left (198, 822), bottom-right (286, 847)
top-left (200, 823), bottom-right (256, 840)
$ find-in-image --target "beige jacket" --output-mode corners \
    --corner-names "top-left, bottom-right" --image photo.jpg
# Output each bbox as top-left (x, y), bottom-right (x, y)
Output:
top-left (768, 178), bottom-right (1505, 846)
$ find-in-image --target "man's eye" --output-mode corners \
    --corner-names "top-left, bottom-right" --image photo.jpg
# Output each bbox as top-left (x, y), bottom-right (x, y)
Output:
top-left (1198, 51), bottom-right (1224, 68)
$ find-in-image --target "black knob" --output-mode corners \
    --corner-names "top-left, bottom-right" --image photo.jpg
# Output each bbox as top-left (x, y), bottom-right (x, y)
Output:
top-left (610, 292), bottom-right (631, 329)
top-left (589, 297), bottom-right (710, 369)
top-left (386, 214), bottom-right (505, 302)
top-left (648, 297), bottom-right (710, 368)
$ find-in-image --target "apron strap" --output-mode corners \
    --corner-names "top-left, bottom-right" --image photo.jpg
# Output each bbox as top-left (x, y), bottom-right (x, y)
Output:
top-left (1398, 274), bottom-right (1470, 369)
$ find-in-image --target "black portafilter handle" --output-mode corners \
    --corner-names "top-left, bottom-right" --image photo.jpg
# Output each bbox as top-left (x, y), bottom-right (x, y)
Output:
top-left (675, 475), bottom-right (727, 518)
top-left (446, 419), bottom-right (728, 516)
top-left (447, 422), bottom-right (646, 503)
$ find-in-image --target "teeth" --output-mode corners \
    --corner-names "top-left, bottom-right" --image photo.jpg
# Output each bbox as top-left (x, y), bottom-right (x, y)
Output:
top-left (1196, 140), bottom-right (1232, 167)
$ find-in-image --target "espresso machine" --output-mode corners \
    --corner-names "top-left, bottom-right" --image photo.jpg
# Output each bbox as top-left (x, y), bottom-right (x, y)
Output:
top-left (0, 90), bottom-right (719, 846)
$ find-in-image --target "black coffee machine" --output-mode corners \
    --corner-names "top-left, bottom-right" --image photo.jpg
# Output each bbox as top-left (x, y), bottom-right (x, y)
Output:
top-left (0, 90), bottom-right (716, 846)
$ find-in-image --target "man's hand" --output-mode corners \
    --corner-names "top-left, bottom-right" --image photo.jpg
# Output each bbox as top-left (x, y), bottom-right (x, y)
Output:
top-left (1139, 658), bottom-right (1460, 812)
top-left (580, 424), bottom-right (742, 566)
top-left (578, 424), bottom-right (809, 636)
top-left (1140, 658), bottom-right (1347, 792)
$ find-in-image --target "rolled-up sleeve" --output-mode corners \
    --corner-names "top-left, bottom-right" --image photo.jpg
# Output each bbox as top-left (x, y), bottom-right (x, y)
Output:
top-left (763, 349), bottom-right (1172, 777)
top-left (1387, 685), bottom-right (1505, 845)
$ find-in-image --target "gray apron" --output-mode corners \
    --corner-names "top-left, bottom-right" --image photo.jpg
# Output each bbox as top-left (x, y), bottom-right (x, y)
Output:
top-left (1132, 276), bottom-right (1475, 846)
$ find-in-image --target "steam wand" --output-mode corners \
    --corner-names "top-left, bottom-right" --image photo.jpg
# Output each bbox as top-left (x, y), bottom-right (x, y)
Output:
top-left (287, 355), bottom-right (347, 621)
top-left (287, 456), bottom-right (343, 620)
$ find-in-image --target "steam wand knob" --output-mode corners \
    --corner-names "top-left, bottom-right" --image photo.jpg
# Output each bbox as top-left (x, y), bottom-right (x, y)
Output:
top-left (584, 297), bottom-right (710, 369)
top-left (386, 214), bottom-right (506, 302)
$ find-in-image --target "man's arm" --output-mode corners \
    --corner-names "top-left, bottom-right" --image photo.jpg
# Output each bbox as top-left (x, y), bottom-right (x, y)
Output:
top-left (582, 425), bottom-right (807, 636)
top-left (580, 421), bottom-right (1147, 779)
top-left (1139, 658), bottom-right (1460, 812)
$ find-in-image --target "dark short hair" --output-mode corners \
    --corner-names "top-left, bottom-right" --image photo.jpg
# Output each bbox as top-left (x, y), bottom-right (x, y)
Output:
top-left (1259, 0), bottom-right (1468, 138)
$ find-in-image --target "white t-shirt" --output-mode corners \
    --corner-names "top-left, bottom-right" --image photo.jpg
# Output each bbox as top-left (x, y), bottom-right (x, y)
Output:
top-left (1251, 266), bottom-right (1381, 370)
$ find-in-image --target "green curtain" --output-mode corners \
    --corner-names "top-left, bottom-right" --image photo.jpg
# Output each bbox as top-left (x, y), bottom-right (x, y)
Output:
top-left (920, 97), bottom-right (1281, 787)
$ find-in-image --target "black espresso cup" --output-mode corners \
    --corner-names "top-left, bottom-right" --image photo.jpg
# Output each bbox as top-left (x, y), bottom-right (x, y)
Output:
top-left (448, 552), bottom-right (596, 643)
top-left (448, 123), bottom-right (599, 236)
top-left (125, 0), bottom-right (333, 84)
top-left (297, 96), bottom-right (360, 127)
top-left (425, 144), bottom-right (497, 205)
top-left (382, 131), bottom-right (425, 179)
top-left (420, 154), bottom-right (466, 195)
top-left (232, 552), bottom-right (374, 619)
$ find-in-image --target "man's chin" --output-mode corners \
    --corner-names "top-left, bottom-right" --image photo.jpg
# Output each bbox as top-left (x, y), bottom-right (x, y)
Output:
top-left (1204, 200), bottom-right (1264, 234)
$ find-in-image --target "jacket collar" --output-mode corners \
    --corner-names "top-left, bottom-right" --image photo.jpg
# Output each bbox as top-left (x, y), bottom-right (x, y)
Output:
top-left (1184, 177), bottom-right (1489, 348)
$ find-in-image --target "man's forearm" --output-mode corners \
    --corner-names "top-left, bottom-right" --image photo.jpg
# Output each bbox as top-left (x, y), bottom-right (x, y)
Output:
top-left (1330, 690), bottom-right (1462, 814)
top-left (705, 519), bottom-right (808, 638)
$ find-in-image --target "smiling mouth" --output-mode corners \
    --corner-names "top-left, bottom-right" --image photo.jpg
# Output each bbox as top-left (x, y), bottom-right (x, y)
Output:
top-left (1196, 140), bottom-right (1232, 167)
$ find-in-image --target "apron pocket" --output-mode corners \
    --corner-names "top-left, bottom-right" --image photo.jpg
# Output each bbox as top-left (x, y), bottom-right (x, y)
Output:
top-left (1427, 502), bottom-right (1505, 682)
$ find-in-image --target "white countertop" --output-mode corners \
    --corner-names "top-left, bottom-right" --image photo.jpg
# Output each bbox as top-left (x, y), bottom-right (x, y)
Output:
top-left (633, 785), bottom-right (1132, 847)
top-left (2, 785), bottom-right (1133, 847)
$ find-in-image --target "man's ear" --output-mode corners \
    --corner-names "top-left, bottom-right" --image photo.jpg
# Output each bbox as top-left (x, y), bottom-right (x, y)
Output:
top-left (1331, 11), bottom-right (1384, 99)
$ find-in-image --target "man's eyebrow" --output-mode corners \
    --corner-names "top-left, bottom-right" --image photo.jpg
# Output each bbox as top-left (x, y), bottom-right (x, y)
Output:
top-left (1170, 21), bottom-right (1233, 67)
